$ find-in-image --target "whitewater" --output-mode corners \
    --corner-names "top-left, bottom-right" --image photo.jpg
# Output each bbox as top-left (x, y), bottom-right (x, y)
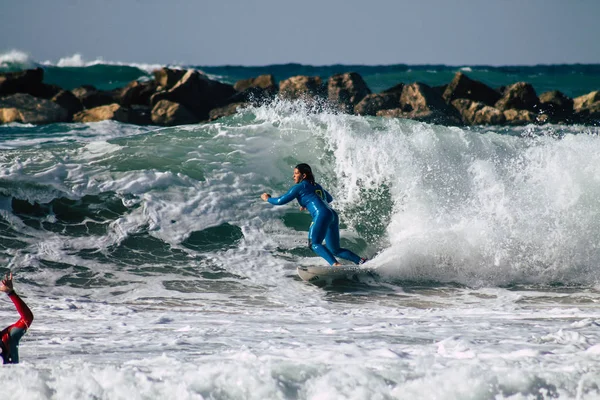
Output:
top-left (1, 52), bottom-right (600, 399)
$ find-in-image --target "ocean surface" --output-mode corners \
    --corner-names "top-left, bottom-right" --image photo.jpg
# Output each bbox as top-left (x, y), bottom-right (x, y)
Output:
top-left (1, 51), bottom-right (600, 399)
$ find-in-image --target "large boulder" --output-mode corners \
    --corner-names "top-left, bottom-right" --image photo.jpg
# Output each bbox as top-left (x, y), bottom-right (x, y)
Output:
top-left (452, 99), bottom-right (506, 125)
top-left (72, 85), bottom-right (118, 109)
top-left (538, 90), bottom-right (574, 123)
top-left (51, 90), bottom-right (83, 119)
top-left (327, 72), bottom-right (371, 113)
top-left (231, 74), bottom-right (278, 105)
top-left (150, 70), bottom-right (236, 121)
top-left (119, 80), bottom-right (158, 107)
top-left (576, 104), bottom-right (600, 125)
top-left (353, 82), bottom-right (404, 116)
top-left (0, 68), bottom-right (44, 97)
top-left (151, 99), bottom-right (200, 126)
top-left (0, 93), bottom-right (68, 124)
top-left (128, 105), bottom-right (152, 125)
top-left (234, 74), bottom-right (277, 93)
top-left (443, 72), bottom-right (501, 106)
top-left (378, 82), bottom-right (460, 125)
top-left (29, 83), bottom-right (62, 100)
top-left (573, 91), bottom-right (600, 110)
top-left (227, 87), bottom-right (273, 105)
top-left (503, 109), bottom-right (537, 125)
top-left (209, 102), bottom-right (248, 121)
top-left (354, 92), bottom-right (401, 116)
top-left (73, 103), bottom-right (130, 123)
top-left (433, 84), bottom-right (448, 97)
top-left (71, 85), bottom-right (96, 99)
top-left (279, 76), bottom-right (325, 100)
top-left (153, 68), bottom-right (187, 90)
top-left (382, 83), bottom-right (405, 94)
top-left (573, 91), bottom-right (600, 124)
top-left (495, 82), bottom-right (539, 112)
top-left (0, 67), bottom-right (59, 99)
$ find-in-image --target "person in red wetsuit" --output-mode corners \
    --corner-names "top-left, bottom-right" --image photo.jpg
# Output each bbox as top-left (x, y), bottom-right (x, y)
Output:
top-left (1, 273), bottom-right (33, 364)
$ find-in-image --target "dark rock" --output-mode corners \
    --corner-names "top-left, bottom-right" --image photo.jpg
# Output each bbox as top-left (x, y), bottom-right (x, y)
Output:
top-left (0, 68), bottom-right (44, 97)
top-left (0, 67), bottom-right (59, 99)
top-left (153, 68), bottom-right (187, 91)
top-left (354, 92), bottom-right (401, 116)
top-left (575, 103), bottom-right (600, 124)
top-left (234, 74), bottom-right (277, 93)
top-left (71, 85), bottom-right (96, 97)
top-left (538, 90), bottom-right (574, 123)
top-left (151, 99), bottom-right (200, 126)
top-left (29, 83), bottom-right (62, 100)
top-left (0, 93), bottom-right (68, 124)
top-left (452, 99), bottom-right (506, 125)
top-left (327, 72), bottom-right (371, 113)
top-left (150, 70), bottom-right (236, 120)
top-left (401, 83), bottom-right (451, 113)
top-left (574, 91), bottom-right (600, 110)
top-left (72, 85), bottom-right (117, 109)
top-left (573, 91), bottom-right (600, 124)
top-left (377, 108), bottom-right (461, 125)
top-left (443, 72), bottom-right (501, 106)
top-left (119, 80), bottom-right (158, 107)
top-left (432, 84), bottom-right (447, 97)
top-left (503, 109), bottom-right (537, 125)
top-left (495, 82), bottom-right (539, 112)
top-left (279, 76), bottom-right (325, 100)
top-left (84, 91), bottom-right (118, 109)
top-left (51, 90), bottom-right (83, 119)
top-left (378, 82), bottom-right (461, 124)
top-left (209, 102), bottom-right (248, 121)
top-left (73, 104), bottom-right (130, 123)
top-left (382, 83), bottom-right (405, 94)
top-left (128, 105), bottom-right (152, 125)
top-left (227, 87), bottom-right (273, 105)
top-left (230, 74), bottom-right (277, 105)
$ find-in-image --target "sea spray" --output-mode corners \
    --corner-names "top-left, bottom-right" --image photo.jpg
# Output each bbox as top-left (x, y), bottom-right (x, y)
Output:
top-left (311, 112), bottom-right (600, 285)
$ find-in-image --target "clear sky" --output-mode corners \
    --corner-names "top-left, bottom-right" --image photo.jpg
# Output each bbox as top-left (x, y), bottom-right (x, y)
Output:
top-left (1, 0), bottom-right (599, 66)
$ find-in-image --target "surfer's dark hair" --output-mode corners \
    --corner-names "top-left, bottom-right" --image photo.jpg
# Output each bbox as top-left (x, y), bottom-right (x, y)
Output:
top-left (295, 163), bottom-right (316, 185)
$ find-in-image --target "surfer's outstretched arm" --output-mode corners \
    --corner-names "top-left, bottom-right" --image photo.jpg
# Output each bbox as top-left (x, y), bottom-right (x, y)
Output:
top-left (261, 184), bottom-right (301, 206)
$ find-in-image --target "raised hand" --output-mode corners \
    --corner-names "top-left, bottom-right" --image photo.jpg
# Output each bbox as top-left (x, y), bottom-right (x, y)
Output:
top-left (0, 272), bottom-right (14, 293)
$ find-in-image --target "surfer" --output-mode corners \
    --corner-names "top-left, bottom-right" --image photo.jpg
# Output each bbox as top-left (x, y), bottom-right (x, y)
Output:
top-left (1, 272), bottom-right (33, 364)
top-left (261, 163), bottom-right (367, 267)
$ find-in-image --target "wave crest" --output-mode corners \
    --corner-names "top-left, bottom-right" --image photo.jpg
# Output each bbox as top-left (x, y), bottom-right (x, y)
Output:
top-left (0, 49), bottom-right (36, 69)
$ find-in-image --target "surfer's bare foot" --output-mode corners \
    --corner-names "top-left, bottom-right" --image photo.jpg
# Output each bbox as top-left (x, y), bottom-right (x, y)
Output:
top-left (333, 262), bottom-right (342, 267)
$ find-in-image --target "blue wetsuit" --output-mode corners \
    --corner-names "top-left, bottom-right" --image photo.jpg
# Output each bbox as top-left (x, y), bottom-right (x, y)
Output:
top-left (268, 180), bottom-right (362, 265)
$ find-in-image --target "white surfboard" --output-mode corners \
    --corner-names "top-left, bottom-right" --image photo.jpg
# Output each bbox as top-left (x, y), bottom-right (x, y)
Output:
top-left (297, 265), bottom-right (378, 284)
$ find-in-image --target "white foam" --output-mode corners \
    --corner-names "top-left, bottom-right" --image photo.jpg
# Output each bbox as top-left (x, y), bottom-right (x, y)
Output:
top-left (49, 53), bottom-right (169, 73)
top-left (315, 113), bottom-right (600, 285)
top-left (55, 53), bottom-right (86, 67)
top-left (0, 49), bottom-right (35, 68)
top-left (0, 121), bottom-right (152, 151)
